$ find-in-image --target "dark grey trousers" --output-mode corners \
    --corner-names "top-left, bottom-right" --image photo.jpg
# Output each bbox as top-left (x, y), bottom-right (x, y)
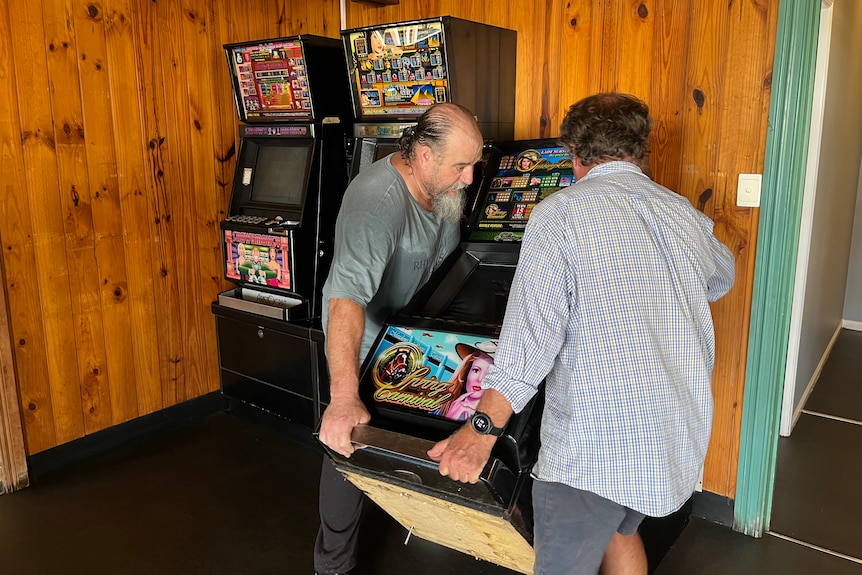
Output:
top-left (313, 458), bottom-right (364, 574)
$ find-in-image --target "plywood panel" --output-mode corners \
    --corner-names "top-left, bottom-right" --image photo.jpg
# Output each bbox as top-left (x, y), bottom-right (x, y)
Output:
top-left (342, 469), bottom-right (535, 575)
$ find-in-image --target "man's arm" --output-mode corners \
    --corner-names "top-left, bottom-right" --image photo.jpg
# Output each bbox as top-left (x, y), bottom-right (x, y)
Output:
top-left (317, 297), bottom-right (371, 457)
top-left (427, 389), bottom-right (514, 484)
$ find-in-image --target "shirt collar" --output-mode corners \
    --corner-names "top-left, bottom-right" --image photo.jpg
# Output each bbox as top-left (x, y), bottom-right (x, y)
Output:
top-left (579, 160), bottom-right (644, 182)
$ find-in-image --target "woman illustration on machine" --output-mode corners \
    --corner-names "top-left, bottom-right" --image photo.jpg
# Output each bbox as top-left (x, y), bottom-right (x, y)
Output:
top-left (445, 341), bottom-right (497, 421)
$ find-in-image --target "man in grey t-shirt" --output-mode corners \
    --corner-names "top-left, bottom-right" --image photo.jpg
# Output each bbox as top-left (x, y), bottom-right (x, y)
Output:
top-left (313, 103), bottom-right (484, 575)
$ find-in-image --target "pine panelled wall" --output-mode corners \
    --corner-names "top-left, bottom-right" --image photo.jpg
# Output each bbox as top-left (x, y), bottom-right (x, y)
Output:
top-left (0, 0), bottom-right (779, 503)
top-left (0, 0), bottom-right (342, 453)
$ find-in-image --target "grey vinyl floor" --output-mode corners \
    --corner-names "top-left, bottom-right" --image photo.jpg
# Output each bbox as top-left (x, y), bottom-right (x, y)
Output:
top-left (656, 328), bottom-right (862, 575)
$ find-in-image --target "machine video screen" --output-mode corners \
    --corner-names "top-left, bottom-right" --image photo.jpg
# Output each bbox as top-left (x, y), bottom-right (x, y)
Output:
top-left (362, 325), bottom-right (498, 426)
top-left (225, 38), bottom-right (314, 122)
top-left (248, 141), bottom-right (313, 207)
top-left (468, 144), bottom-right (574, 242)
top-left (236, 138), bottom-right (313, 211)
top-left (222, 230), bottom-right (292, 290)
top-left (344, 20), bottom-right (450, 119)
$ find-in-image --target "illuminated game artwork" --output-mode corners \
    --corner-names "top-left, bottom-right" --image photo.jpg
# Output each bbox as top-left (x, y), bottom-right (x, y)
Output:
top-left (366, 326), bottom-right (498, 423)
top-left (469, 146), bottom-right (574, 242)
top-left (227, 39), bottom-right (314, 122)
top-left (223, 230), bottom-right (291, 290)
top-left (345, 21), bottom-right (449, 118)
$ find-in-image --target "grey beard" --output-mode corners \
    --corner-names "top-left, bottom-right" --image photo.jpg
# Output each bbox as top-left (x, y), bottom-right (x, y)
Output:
top-left (432, 187), bottom-right (467, 223)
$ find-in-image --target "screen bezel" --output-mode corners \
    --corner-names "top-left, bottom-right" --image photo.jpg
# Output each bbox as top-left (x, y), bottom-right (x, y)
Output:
top-left (234, 137), bottom-right (315, 219)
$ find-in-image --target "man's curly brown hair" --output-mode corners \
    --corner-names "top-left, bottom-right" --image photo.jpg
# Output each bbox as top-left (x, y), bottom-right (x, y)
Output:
top-left (558, 93), bottom-right (652, 167)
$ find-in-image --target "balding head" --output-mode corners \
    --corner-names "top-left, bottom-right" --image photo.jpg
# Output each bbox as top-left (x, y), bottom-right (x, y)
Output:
top-left (398, 103), bottom-right (482, 164)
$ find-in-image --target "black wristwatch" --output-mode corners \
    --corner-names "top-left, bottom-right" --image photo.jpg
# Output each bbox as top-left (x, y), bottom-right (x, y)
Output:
top-left (470, 411), bottom-right (504, 437)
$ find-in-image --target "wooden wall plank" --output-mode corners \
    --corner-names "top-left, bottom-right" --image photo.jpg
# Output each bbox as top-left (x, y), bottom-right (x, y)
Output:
top-left (0, 248), bottom-right (29, 491)
top-left (0, 0), bottom-right (42, 472)
top-left (43, 0), bottom-right (114, 434)
top-left (103, 0), bottom-right (161, 423)
top-left (548, 2), bottom-right (590, 138)
top-left (701, 0), bottom-right (778, 497)
top-left (1, 0), bottom-right (57, 454)
top-left (134, 0), bottom-right (184, 408)
top-left (677, 0), bottom-right (725, 218)
top-left (73, 0), bottom-right (137, 432)
top-left (613, 0), bottom-right (655, 103)
top-left (646, 0), bottom-right (690, 191)
top-left (9, 0), bottom-right (84, 447)
top-left (179, 0), bottom-right (224, 399)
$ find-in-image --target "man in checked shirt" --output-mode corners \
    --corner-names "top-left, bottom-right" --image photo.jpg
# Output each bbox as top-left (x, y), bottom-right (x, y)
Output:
top-left (429, 92), bottom-right (736, 575)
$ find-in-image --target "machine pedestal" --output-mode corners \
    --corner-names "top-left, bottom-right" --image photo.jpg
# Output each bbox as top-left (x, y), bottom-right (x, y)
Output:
top-left (212, 302), bottom-right (325, 429)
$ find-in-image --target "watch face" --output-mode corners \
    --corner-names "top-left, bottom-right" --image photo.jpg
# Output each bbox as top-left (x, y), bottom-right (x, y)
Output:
top-left (471, 412), bottom-right (493, 434)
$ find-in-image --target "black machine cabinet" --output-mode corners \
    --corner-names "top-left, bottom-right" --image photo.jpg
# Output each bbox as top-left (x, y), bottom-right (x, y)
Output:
top-left (214, 34), bottom-right (352, 430)
top-left (219, 121), bottom-right (350, 319)
top-left (213, 303), bottom-right (323, 428)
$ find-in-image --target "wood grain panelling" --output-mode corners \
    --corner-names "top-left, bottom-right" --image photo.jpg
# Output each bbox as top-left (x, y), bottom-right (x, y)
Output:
top-left (10, 0), bottom-right (85, 449)
top-left (0, 0), bottom-right (342, 455)
top-left (0, 0), bottom-right (779, 502)
top-left (1, 0), bottom-right (55, 452)
top-left (344, 1), bottom-right (780, 499)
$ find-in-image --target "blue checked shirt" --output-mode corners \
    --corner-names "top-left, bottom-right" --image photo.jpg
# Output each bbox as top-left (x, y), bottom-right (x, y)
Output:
top-left (485, 161), bottom-right (735, 516)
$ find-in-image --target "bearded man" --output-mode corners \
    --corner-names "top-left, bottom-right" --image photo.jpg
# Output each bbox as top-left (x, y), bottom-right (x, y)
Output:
top-left (313, 103), bottom-right (484, 575)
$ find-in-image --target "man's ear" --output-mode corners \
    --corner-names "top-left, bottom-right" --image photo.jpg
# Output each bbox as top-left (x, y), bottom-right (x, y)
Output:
top-left (416, 143), bottom-right (435, 167)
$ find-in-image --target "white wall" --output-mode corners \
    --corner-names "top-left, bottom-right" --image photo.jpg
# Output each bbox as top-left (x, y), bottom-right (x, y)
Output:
top-left (843, 159), bottom-right (862, 325)
top-left (791, 0), bottom-right (862, 416)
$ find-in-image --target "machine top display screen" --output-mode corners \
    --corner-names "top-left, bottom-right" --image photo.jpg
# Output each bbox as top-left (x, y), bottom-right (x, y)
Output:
top-left (226, 38), bottom-right (314, 122)
top-left (344, 20), bottom-right (450, 119)
top-left (468, 144), bottom-right (574, 243)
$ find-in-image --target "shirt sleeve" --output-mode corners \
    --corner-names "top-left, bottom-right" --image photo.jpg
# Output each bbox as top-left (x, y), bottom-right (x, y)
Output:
top-left (706, 234), bottom-right (735, 302)
top-left (326, 181), bottom-right (403, 307)
top-left (485, 206), bottom-right (571, 413)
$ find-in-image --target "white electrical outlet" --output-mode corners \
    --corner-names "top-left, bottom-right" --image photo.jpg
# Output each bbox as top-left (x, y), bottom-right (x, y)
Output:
top-left (737, 173), bottom-right (762, 207)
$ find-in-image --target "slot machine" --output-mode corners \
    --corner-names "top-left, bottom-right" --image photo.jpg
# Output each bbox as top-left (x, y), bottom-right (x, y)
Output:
top-left (341, 17), bottom-right (516, 181)
top-left (212, 35), bottom-right (353, 432)
top-left (321, 140), bottom-right (575, 573)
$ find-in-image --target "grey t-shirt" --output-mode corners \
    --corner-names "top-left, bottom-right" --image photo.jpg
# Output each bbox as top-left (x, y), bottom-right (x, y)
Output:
top-left (321, 154), bottom-right (460, 358)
